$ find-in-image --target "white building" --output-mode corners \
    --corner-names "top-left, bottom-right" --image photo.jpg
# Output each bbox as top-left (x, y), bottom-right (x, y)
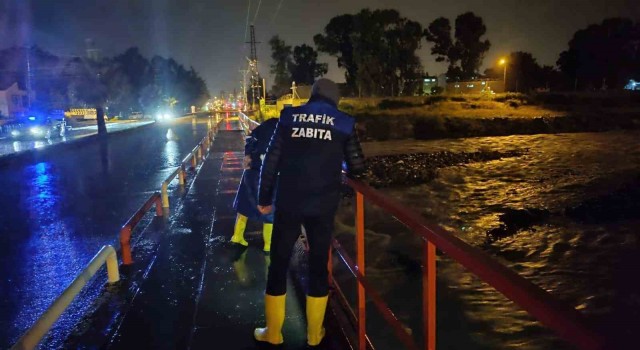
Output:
top-left (0, 82), bottom-right (29, 119)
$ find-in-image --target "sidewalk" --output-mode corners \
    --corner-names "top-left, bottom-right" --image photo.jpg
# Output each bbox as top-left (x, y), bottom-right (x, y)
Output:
top-left (109, 121), bottom-right (297, 350)
top-left (102, 119), bottom-right (349, 349)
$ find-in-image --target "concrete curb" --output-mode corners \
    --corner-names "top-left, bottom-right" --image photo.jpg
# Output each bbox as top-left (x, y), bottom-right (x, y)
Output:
top-left (0, 121), bottom-right (157, 168)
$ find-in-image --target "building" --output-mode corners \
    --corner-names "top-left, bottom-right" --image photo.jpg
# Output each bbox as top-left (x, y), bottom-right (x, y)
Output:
top-left (446, 79), bottom-right (505, 94)
top-left (421, 76), bottom-right (439, 95)
top-left (0, 82), bottom-right (30, 119)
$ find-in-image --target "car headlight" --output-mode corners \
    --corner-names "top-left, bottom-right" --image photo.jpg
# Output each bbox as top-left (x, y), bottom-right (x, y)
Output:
top-left (11, 130), bottom-right (20, 137)
top-left (30, 127), bottom-right (43, 136)
top-left (156, 114), bottom-right (164, 120)
top-left (163, 114), bottom-right (170, 120)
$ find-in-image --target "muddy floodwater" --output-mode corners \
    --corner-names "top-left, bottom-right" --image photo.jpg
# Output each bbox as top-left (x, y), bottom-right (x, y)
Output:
top-left (335, 130), bottom-right (640, 349)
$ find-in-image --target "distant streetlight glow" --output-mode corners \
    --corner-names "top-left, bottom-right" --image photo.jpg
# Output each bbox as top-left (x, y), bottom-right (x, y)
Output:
top-left (499, 58), bottom-right (508, 91)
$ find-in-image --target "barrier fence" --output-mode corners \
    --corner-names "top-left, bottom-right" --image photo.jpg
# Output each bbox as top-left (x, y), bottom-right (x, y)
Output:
top-left (119, 192), bottom-right (163, 265)
top-left (11, 245), bottom-right (120, 350)
top-left (329, 177), bottom-right (606, 350)
top-left (238, 112), bottom-right (259, 135)
top-left (160, 118), bottom-right (218, 210)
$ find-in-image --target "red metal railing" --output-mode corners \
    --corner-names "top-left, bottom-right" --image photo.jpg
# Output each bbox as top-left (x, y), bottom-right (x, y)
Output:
top-left (119, 192), bottom-right (163, 265)
top-left (329, 177), bottom-right (606, 350)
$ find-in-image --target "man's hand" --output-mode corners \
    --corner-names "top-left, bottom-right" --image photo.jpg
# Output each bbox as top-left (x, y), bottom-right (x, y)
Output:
top-left (257, 205), bottom-right (273, 215)
top-left (243, 155), bottom-right (252, 170)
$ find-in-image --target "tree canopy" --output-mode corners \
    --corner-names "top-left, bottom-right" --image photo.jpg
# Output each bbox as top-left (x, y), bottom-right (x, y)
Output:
top-left (315, 9), bottom-right (423, 96)
top-left (267, 36), bottom-right (327, 97)
top-left (424, 12), bottom-right (491, 81)
top-left (0, 46), bottom-right (210, 117)
top-left (558, 18), bottom-right (640, 89)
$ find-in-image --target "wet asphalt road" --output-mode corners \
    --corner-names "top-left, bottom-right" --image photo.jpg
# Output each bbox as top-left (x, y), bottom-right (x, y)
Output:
top-left (0, 117), bottom-right (211, 348)
top-left (0, 121), bottom-right (154, 157)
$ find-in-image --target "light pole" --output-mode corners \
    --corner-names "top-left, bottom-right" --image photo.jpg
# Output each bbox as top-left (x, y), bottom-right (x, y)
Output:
top-left (499, 58), bottom-right (507, 92)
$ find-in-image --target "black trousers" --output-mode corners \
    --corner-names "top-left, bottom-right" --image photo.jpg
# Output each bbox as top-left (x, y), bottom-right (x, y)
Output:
top-left (266, 210), bottom-right (335, 297)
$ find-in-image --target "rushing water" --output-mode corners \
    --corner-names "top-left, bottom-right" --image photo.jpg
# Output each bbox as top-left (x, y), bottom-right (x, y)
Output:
top-left (335, 130), bottom-right (640, 349)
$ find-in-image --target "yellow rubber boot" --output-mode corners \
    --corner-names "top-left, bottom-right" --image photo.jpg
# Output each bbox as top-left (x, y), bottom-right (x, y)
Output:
top-left (262, 223), bottom-right (273, 252)
top-left (254, 294), bottom-right (286, 345)
top-left (306, 295), bottom-right (329, 346)
top-left (230, 214), bottom-right (248, 246)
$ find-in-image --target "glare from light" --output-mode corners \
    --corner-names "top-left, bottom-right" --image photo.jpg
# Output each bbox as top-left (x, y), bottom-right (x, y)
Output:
top-left (11, 130), bottom-right (20, 137)
top-left (30, 127), bottom-right (43, 136)
top-left (28, 116), bottom-right (36, 121)
top-left (499, 58), bottom-right (507, 65)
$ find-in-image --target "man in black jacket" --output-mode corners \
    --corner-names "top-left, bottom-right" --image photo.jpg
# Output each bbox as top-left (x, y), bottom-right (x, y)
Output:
top-left (254, 79), bottom-right (365, 346)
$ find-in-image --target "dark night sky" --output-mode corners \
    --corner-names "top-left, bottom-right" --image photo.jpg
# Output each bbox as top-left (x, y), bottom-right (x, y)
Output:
top-left (1, 0), bottom-right (638, 94)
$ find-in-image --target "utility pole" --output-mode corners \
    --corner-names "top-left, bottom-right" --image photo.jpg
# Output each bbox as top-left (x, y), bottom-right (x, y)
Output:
top-left (245, 24), bottom-right (261, 110)
top-left (239, 69), bottom-right (248, 107)
top-left (26, 47), bottom-right (32, 109)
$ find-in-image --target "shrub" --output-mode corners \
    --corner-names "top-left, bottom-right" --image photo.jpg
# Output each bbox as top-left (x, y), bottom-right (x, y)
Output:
top-left (377, 99), bottom-right (415, 110)
top-left (423, 95), bottom-right (448, 105)
top-left (450, 96), bottom-right (466, 102)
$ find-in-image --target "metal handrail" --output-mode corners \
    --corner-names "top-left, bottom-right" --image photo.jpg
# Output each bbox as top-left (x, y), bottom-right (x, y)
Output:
top-left (11, 245), bottom-right (120, 350)
top-left (238, 112), bottom-right (259, 135)
top-left (160, 123), bottom-right (216, 209)
top-left (330, 177), bottom-right (606, 350)
top-left (120, 192), bottom-right (164, 265)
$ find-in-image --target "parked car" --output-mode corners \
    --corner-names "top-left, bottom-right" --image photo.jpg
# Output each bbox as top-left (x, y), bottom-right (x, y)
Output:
top-left (10, 115), bottom-right (69, 140)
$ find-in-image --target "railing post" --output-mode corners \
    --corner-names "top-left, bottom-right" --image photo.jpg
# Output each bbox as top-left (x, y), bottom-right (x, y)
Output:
top-left (106, 249), bottom-right (120, 283)
top-left (356, 191), bottom-right (366, 350)
top-left (423, 240), bottom-right (436, 350)
top-left (197, 144), bottom-right (203, 160)
top-left (179, 165), bottom-right (186, 185)
top-left (161, 181), bottom-right (170, 208)
top-left (155, 195), bottom-right (164, 217)
top-left (120, 226), bottom-right (133, 265)
top-left (191, 151), bottom-right (197, 168)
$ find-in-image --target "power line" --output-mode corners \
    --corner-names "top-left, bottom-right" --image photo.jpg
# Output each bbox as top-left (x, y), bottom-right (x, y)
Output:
top-left (271, 0), bottom-right (286, 24)
top-left (252, 0), bottom-right (263, 24)
top-left (244, 0), bottom-right (252, 41)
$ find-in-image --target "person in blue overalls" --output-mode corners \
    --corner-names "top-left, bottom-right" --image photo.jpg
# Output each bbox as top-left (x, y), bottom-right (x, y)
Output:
top-left (230, 117), bottom-right (278, 252)
top-left (254, 79), bottom-right (365, 346)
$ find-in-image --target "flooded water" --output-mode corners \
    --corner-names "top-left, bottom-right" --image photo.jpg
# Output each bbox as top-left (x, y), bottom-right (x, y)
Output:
top-left (336, 130), bottom-right (640, 349)
top-left (0, 118), bottom-right (211, 348)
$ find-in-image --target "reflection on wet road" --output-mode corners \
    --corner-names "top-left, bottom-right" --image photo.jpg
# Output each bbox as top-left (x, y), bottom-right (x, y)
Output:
top-left (0, 121), bottom-right (154, 157)
top-left (0, 118), bottom-right (209, 348)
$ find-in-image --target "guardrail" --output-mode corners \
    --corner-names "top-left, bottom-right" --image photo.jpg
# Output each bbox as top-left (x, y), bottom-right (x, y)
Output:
top-left (120, 192), bottom-right (164, 265)
top-left (160, 121), bottom-right (217, 210)
top-left (11, 245), bottom-right (120, 350)
top-left (330, 177), bottom-right (606, 350)
top-left (238, 112), bottom-right (259, 135)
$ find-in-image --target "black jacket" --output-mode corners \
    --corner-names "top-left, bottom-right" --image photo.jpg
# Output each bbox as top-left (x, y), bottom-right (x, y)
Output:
top-left (245, 118), bottom-right (278, 171)
top-left (259, 96), bottom-right (365, 215)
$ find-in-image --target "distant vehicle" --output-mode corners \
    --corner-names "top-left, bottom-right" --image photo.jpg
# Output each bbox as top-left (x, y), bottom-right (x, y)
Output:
top-left (9, 114), bottom-right (69, 140)
top-left (129, 112), bottom-right (144, 119)
top-left (155, 109), bottom-right (175, 121)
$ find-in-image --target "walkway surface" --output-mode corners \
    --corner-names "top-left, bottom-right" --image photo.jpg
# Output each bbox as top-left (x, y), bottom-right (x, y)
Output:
top-left (92, 117), bottom-right (350, 349)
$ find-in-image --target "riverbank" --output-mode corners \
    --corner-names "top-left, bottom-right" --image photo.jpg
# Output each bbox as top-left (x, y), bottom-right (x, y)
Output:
top-left (341, 130), bottom-right (640, 349)
top-left (344, 93), bottom-right (640, 141)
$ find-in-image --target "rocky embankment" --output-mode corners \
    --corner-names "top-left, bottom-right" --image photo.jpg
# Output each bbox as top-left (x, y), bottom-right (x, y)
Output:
top-left (363, 150), bottom-right (523, 188)
top-left (356, 113), bottom-right (640, 142)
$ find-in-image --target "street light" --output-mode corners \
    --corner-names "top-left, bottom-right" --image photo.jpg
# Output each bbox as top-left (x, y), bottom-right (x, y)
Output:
top-left (499, 58), bottom-right (507, 91)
